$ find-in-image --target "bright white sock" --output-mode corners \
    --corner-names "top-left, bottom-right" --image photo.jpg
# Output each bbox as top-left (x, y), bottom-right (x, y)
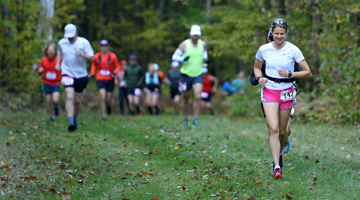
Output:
top-left (274, 165), bottom-right (281, 170)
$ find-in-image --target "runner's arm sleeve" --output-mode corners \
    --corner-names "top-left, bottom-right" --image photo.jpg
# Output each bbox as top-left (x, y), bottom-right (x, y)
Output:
top-left (172, 49), bottom-right (189, 62)
top-left (203, 50), bottom-right (208, 62)
top-left (90, 58), bottom-right (96, 76)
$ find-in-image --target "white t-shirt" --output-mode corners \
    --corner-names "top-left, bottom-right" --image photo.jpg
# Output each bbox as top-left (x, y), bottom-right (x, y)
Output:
top-left (255, 42), bottom-right (304, 90)
top-left (58, 37), bottom-right (94, 78)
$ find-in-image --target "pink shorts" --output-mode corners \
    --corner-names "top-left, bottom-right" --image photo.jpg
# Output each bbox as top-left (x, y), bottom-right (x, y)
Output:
top-left (261, 86), bottom-right (296, 110)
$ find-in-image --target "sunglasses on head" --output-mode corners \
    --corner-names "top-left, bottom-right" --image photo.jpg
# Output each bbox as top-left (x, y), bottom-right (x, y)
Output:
top-left (272, 19), bottom-right (288, 26)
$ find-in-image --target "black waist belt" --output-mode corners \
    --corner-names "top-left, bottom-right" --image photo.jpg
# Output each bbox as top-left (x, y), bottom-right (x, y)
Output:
top-left (265, 75), bottom-right (294, 83)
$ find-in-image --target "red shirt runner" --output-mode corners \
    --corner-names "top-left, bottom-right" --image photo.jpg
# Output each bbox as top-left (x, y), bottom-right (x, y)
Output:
top-left (37, 56), bottom-right (62, 85)
top-left (90, 52), bottom-right (121, 81)
top-left (202, 74), bottom-right (212, 93)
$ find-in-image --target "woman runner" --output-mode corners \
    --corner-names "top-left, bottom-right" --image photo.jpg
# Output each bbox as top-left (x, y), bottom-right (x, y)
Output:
top-left (37, 43), bottom-right (62, 121)
top-left (253, 18), bottom-right (312, 178)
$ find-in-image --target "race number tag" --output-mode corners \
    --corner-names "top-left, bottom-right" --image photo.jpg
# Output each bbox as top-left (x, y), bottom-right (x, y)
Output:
top-left (280, 89), bottom-right (296, 101)
top-left (201, 92), bottom-right (209, 98)
top-left (100, 69), bottom-right (110, 76)
top-left (134, 88), bottom-right (142, 96)
top-left (46, 72), bottom-right (57, 80)
top-left (61, 76), bottom-right (74, 86)
top-left (179, 82), bottom-right (187, 92)
top-left (120, 80), bottom-right (126, 87)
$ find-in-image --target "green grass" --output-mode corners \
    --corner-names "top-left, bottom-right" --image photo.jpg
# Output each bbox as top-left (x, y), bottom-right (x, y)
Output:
top-left (0, 112), bottom-right (359, 199)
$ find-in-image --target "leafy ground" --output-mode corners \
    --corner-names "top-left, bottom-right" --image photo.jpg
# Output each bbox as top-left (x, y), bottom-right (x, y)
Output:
top-left (0, 112), bottom-right (359, 199)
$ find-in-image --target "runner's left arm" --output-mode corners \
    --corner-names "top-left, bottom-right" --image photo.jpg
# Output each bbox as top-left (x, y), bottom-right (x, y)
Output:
top-left (211, 75), bottom-right (219, 93)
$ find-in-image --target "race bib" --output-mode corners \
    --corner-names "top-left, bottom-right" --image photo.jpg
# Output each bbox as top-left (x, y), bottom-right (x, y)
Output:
top-left (46, 72), bottom-right (57, 80)
top-left (120, 80), bottom-right (126, 87)
top-left (280, 89), bottom-right (296, 101)
top-left (61, 76), bottom-right (74, 86)
top-left (201, 92), bottom-right (209, 98)
top-left (179, 82), bottom-right (187, 92)
top-left (134, 88), bottom-right (142, 96)
top-left (100, 69), bottom-right (110, 76)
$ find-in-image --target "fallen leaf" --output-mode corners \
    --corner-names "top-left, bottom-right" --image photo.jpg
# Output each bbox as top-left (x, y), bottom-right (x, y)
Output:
top-left (125, 171), bottom-right (133, 175)
top-left (346, 154), bottom-right (351, 158)
top-left (87, 151), bottom-right (93, 155)
top-left (255, 181), bottom-right (262, 185)
top-left (247, 195), bottom-right (256, 200)
top-left (42, 157), bottom-right (47, 160)
top-left (62, 193), bottom-right (71, 200)
top-left (50, 188), bottom-right (56, 194)
top-left (286, 193), bottom-right (293, 199)
top-left (8, 136), bottom-right (14, 140)
top-left (175, 146), bottom-right (179, 151)
top-left (151, 197), bottom-right (159, 200)
top-left (29, 175), bottom-right (37, 180)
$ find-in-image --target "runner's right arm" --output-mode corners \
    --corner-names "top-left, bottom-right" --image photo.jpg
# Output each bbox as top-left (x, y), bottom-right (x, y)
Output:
top-left (172, 42), bottom-right (189, 62)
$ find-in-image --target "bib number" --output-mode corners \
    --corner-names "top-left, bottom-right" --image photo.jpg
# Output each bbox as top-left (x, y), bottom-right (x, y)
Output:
top-left (134, 88), bottom-right (142, 96)
top-left (179, 82), bottom-right (187, 92)
top-left (46, 72), bottom-right (57, 80)
top-left (100, 69), bottom-right (110, 76)
top-left (120, 80), bottom-right (126, 87)
top-left (281, 89), bottom-right (296, 101)
top-left (201, 92), bottom-right (209, 98)
top-left (61, 76), bottom-right (74, 86)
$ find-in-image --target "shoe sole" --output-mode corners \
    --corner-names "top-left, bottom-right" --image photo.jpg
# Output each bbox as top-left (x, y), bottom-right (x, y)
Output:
top-left (68, 125), bottom-right (76, 132)
top-left (274, 174), bottom-right (283, 179)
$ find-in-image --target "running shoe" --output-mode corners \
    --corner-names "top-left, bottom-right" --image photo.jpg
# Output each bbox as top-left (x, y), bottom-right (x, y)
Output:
top-left (192, 119), bottom-right (200, 128)
top-left (283, 139), bottom-right (290, 154)
top-left (54, 107), bottom-right (60, 116)
top-left (68, 124), bottom-right (76, 132)
top-left (183, 119), bottom-right (189, 127)
top-left (273, 168), bottom-right (282, 179)
top-left (106, 106), bottom-right (111, 115)
top-left (49, 117), bottom-right (55, 122)
top-left (272, 154), bottom-right (284, 171)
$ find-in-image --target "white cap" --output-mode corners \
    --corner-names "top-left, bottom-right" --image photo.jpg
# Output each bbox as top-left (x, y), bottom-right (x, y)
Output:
top-left (153, 63), bottom-right (159, 71)
top-left (202, 67), bottom-right (208, 74)
top-left (190, 25), bottom-right (201, 36)
top-left (171, 61), bottom-right (179, 68)
top-left (64, 24), bottom-right (77, 38)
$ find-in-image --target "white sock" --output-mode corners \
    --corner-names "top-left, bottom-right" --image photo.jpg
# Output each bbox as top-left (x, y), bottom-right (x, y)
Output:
top-left (274, 165), bottom-right (281, 170)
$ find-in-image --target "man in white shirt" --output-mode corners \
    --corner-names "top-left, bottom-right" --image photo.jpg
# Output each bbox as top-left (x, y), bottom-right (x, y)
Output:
top-left (56, 24), bottom-right (94, 132)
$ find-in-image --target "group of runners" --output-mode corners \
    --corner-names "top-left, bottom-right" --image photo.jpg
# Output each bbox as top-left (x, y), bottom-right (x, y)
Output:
top-left (37, 19), bottom-right (312, 179)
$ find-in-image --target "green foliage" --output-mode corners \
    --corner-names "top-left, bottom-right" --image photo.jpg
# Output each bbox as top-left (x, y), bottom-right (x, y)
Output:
top-left (227, 85), bottom-right (264, 118)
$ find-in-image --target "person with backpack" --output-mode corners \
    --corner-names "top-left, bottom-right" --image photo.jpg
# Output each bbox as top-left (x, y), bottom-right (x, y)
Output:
top-left (90, 40), bottom-right (121, 120)
top-left (253, 19), bottom-right (312, 179)
top-left (144, 63), bottom-right (161, 115)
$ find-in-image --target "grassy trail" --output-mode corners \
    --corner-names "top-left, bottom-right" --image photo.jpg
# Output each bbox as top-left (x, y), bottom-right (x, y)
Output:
top-left (0, 112), bottom-right (359, 199)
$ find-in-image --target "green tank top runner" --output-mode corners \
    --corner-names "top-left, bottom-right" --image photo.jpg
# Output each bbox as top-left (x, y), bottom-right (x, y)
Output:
top-left (181, 39), bottom-right (204, 77)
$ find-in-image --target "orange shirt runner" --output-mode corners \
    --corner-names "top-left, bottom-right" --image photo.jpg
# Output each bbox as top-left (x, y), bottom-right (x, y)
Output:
top-left (90, 52), bottom-right (121, 81)
top-left (37, 56), bottom-right (62, 85)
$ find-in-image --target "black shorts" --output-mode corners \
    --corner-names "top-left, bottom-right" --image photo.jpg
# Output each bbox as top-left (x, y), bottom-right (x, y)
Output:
top-left (42, 84), bottom-right (61, 95)
top-left (127, 88), bottom-right (135, 95)
top-left (96, 80), bottom-right (115, 92)
top-left (63, 75), bottom-right (88, 93)
top-left (201, 92), bottom-right (212, 102)
top-left (170, 87), bottom-right (180, 99)
top-left (180, 73), bottom-right (203, 92)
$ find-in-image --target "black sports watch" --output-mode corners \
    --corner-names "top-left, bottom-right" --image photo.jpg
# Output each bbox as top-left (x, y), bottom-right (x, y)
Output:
top-left (288, 71), bottom-right (292, 78)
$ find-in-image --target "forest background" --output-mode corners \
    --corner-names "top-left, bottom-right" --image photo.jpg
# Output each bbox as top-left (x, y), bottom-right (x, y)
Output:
top-left (0, 0), bottom-right (359, 124)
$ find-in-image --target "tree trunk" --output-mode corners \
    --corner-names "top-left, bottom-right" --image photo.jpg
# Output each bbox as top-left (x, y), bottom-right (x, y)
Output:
top-left (206, 0), bottom-right (211, 23)
top-left (39, 0), bottom-right (54, 41)
top-left (1, 0), bottom-right (9, 84)
top-left (278, 0), bottom-right (285, 15)
top-left (310, 0), bottom-right (321, 89)
top-left (264, 0), bottom-right (271, 11)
